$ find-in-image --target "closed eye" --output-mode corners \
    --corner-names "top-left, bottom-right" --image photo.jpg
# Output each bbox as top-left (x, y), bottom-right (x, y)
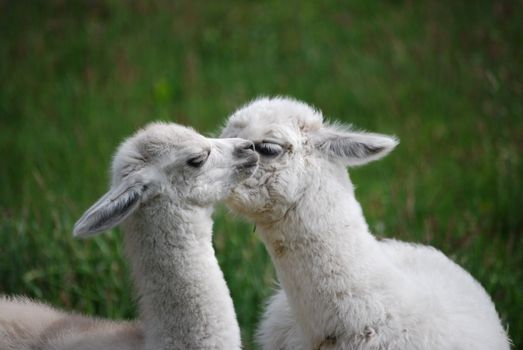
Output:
top-left (255, 142), bottom-right (283, 157)
top-left (187, 151), bottom-right (210, 167)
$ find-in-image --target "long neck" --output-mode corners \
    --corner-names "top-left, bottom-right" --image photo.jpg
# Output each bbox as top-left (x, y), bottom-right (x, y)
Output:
top-left (122, 198), bottom-right (241, 350)
top-left (257, 166), bottom-right (399, 343)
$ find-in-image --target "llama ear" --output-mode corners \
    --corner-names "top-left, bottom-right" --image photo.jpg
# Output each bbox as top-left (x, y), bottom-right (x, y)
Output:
top-left (312, 125), bottom-right (399, 166)
top-left (73, 181), bottom-right (147, 238)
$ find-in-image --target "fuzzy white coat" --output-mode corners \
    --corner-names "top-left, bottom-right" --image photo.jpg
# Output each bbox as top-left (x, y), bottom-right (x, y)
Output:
top-left (221, 97), bottom-right (510, 350)
top-left (1, 122), bottom-right (257, 350)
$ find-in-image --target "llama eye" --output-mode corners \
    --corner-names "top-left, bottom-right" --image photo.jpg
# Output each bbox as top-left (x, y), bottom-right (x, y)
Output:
top-left (187, 154), bottom-right (207, 167)
top-left (255, 143), bottom-right (283, 157)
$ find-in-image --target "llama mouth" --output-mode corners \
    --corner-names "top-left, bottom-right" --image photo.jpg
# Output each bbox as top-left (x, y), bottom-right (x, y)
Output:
top-left (236, 161), bottom-right (259, 179)
top-left (237, 154), bottom-right (259, 171)
top-left (237, 160), bottom-right (258, 172)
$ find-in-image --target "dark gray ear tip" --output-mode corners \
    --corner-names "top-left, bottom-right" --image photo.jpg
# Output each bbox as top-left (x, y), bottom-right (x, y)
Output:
top-left (72, 216), bottom-right (103, 238)
top-left (72, 221), bottom-right (90, 238)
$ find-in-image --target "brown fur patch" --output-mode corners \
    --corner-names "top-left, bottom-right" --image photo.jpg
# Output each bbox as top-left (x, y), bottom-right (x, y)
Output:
top-left (316, 334), bottom-right (337, 349)
top-left (272, 239), bottom-right (287, 257)
top-left (335, 291), bottom-right (348, 300)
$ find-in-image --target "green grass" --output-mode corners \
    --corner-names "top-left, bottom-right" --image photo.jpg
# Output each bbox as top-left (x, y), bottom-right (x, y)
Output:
top-left (1, 0), bottom-right (522, 348)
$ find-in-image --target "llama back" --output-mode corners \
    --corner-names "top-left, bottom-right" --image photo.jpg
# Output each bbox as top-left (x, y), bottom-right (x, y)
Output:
top-left (0, 296), bottom-right (64, 350)
top-left (0, 296), bottom-right (143, 350)
top-left (380, 239), bottom-right (510, 349)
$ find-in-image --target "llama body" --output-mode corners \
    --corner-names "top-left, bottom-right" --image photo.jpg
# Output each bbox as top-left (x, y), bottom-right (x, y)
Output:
top-left (0, 296), bottom-right (141, 350)
top-left (1, 122), bottom-right (257, 350)
top-left (221, 97), bottom-right (510, 350)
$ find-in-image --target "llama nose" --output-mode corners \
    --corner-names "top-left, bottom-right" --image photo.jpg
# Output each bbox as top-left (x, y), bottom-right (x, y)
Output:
top-left (235, 141), bottom-right (255, 157)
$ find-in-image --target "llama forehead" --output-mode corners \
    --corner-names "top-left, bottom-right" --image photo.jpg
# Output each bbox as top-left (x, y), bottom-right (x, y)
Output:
top-left (136, 123), bottom-right (209, 159)
top-left (225, 97), bottom-right (324, 145)
top-left (230, 122), bottom-right (301, 146)
top-left (127, 123), bottom-right (210, 161)
top-left (111, 123), bottom-right (212, 180)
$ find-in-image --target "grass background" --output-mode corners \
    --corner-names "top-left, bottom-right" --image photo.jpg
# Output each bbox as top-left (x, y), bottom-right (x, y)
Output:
top-left (1, 0), bottom-right (522, 348)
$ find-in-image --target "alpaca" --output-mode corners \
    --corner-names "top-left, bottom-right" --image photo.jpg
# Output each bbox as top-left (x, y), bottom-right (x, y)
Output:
top-left (1, 122), bottom-right (259, 350)
top-left (220, 97), bottom-right (510, 350)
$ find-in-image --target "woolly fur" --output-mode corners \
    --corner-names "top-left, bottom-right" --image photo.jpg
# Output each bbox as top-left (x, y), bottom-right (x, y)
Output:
top-left (221, 97), bottom-right (510, 350)
top-left (1, 122), bottom-right (258, 350)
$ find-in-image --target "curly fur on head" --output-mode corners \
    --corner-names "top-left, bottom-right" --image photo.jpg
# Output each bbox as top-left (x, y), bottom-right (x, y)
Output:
top-left (221, 96), bottom-right (398, 226)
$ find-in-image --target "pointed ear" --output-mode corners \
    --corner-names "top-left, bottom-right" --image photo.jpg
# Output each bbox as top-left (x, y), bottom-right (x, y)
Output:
top-left (73, 181), bottom-right (147, 238)
top-left (312, 125), bottom-right (399, 166)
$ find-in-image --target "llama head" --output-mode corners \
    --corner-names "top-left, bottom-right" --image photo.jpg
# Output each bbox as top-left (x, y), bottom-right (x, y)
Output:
top-left (220, 97), bottom-right (398, 223)
top-left (74, 122), bottom-right (258, 237)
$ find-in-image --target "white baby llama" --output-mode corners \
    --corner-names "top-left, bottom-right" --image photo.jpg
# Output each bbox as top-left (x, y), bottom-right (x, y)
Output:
top-left (0, 122), bottom-right (259, 350)
top-left (221, 97), bottom-right (510, 350)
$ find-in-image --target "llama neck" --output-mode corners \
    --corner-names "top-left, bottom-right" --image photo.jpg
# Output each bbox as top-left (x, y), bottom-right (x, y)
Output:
top-left (257, 171), bottom-right (398, 342)
top-left (122, 199), bottom-right (240, 350)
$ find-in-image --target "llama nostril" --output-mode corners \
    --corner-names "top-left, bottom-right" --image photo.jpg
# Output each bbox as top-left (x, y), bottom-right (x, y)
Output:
top-left (234, 141), bottom-right (255, 158)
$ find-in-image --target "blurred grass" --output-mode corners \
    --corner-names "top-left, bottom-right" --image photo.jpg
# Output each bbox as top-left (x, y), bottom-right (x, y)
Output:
top-left (0, 0), bottom-right (522, 348)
